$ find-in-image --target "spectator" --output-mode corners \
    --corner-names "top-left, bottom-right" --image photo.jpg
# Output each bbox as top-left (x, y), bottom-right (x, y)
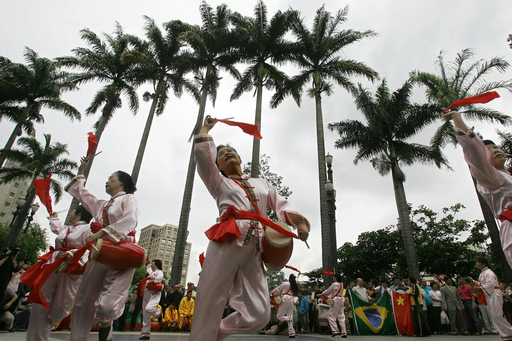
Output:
top-left (298, 290), bottom-right (310, 334)
top-left (441, 278), bottom-right (468, 335)
top-left (428, 282), bottom-right (442, 334)
top-left (0, 247), bottom-right (20, 300)
top-left (178, 290), bottom-right (195, 331)
top-left (0, 287), bottom-right (17, 331)
top-left (374, 279), bottom-right (391, 301)
top-left (457, 276), bottom-right (482, 335)
top-left (391, 277), bottom-right (409, 292)
top-left (408, 275), bottom-right (430, 336)
top-left (421, 279), bottom-right (434, 331)
top-left (352, 278), bottom-right (370, 302)
top-left (161, 303), bottom-right (178, 331)
top-left (501, 281), bottom-right (512, 325)
top-left (13, 293), bottom-right (31, 331)
top-left (308, 285), bottom-right (318, 333)
top-left (345, 281), bottom-right (356, 334)
top-left (367, 282), bottom-right (376, 301)
top-left (170, 284), bottom-right (184, 314)
top-left (159, 284), bottom-right (171, 316)
top-left (187, 282), bottom-right (196, 300)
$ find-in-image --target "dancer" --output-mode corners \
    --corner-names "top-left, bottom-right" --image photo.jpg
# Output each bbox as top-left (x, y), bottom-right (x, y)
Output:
top-left (443, 110), bottom-right (512, 266)
top-left (140, 260), bottom-right (163, 340)
top-left (322, 273), bottom-right (347, 338)
top-left (472, 257), bottom-right (512, 340)
top-left (66, 157), bottom-right (139, 341)
top-left (189, 116), bottom-right (310, 341)
top-left (273, 274), bottom-right (299, 338)
top-left (25, 206), bottom-right (93, 341)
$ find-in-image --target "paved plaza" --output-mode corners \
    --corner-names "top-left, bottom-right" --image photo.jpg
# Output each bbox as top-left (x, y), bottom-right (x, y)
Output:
top-left (0, 331), bottom-right (504, 341)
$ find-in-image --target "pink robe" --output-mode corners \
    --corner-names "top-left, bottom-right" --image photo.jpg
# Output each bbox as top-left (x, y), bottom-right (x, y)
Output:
top-left (189, 134), bottom-right (310, 341)
top-left (26, 219), bottom-right (91, 341)
top-left (474, 267), bottom-right (512, 339)
top-left (456, 129), bottom-right (512, 264)
top-left (322, 282), bottom-right (346, 335)
top-left (65, 176), bottom-right (139, 341)
top-left (273, 282), bottom-right (295, 336)
top-left (141, 267), bottom-right (163, 336)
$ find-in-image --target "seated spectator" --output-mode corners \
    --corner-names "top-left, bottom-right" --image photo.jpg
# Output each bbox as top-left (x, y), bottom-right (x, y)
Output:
top-left (178, 290), bottom-right (195, 331)
top-left (13, 293), bottom-right (31, 331)
top-left (0, 287), bottom-right (18, 331)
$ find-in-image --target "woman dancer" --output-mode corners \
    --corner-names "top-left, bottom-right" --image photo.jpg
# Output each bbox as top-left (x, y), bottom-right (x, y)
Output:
top-left (25, 206), bottom-right (93, 341)
top-left (273, 274), bottom-right (299, 338)
top-left (443, 110), bottom-right (512, 266)
top-left (140, 260), bottom-right (163, 340)
top-left (322, 273), bottom-right (347, 338)
top-left (189, 116), bottom-right (310, 341)
top-left (66, 157), bottom-right (139, 341)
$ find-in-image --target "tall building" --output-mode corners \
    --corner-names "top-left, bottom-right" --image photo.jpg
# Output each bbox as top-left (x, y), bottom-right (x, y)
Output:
top-left (138, 223), bottom-right (191, 285)
top-left (0, 160), bottom-right (33, 224)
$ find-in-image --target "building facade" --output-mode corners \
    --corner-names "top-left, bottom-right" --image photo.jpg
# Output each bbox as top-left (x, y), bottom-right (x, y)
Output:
top-left (138, 223), bottom-right (191, 285)
top-left (0, 160), bottom-right (33, 224)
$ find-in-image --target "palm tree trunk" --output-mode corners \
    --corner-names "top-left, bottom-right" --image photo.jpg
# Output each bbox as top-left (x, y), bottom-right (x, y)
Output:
top-left (0, 121), bottom-right (24, 169)
top-left (250, 81), bottom-right (263, 178)
top-left (131, 81), bottom-right (163, 185)
top-left (64, 105), bottom-right (111, 224)
top-left (2, 187), bottom-right (36, 248)
top-left (471, 176), bottom-right (512, 281)
top-left (170, 83), bottom-right (209, 286)
top-left (314, 93), bottom-right (334, 287)
top-left (391, 163), bottom-right (420, 280)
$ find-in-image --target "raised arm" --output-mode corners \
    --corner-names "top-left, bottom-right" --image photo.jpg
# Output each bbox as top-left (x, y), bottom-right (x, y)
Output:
top-left (194, 116), bottom-right (222, 197)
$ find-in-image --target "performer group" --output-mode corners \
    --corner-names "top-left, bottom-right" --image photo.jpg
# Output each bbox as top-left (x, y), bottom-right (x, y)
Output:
top-left (15, 95), bottom-right (512, 341)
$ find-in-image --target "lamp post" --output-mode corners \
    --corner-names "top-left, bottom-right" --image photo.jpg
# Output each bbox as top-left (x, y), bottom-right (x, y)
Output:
top-left (24, 202), bottom-right (40, 230)
top-left (2, 189), bottom-right (37, 249)
top-left (325, 153), bottom-right (338, 285)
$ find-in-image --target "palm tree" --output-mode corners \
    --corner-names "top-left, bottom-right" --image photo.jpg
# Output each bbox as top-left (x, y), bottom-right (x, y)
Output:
top-left (328, 79), bottom-right (448, 279)
top-left (271, 5), bottom-right (378, 284)
top-left (229, 1), bottom-right (291, 178)
top-left (0, 48), bottom-right (81, 168)
top-left (410, 48), bottom-right (512, 280)
top-left (0, 134), bottom-right (77, 247)
top-left (169, 0), bottom-right (240, 285)
top-left (57, 23), bottom-right (140, 221)
top-left (126, 17), bottom-right (200, 185)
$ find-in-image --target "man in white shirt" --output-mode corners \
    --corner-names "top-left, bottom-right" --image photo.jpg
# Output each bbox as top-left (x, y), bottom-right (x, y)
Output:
top-left (352, 278), bottom-right (370, 302)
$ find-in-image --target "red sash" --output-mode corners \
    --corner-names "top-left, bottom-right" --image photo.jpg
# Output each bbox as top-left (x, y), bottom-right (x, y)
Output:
top-left (499, 208), bottom-right (512, 222)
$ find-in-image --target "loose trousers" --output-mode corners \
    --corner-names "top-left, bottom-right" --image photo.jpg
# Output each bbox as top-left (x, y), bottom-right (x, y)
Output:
top-left (487, 291), bottom-right (512, 339)
top-left (26, 272), bottom-right (81, 341)
top-left (189, 237), bottom-right (269, 341)
top-left (327, 297), bottom-right (346, 335)
top-left (141, 289), bottom-right (162, 336)
top-left (276, 296), bottom-right (295, 336)
top-left (69, 260), bottom-right (134, 341)
top-left (478, 302), bottom-right (497, 334)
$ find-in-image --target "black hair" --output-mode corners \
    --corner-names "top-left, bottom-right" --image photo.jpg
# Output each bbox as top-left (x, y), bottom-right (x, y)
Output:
top-left (408, 275), bottom-right (417, 285)
top-left (476, 256), bottom-right (488, 266)
top-left (115, 171), bottom-right (137, 194)
top-left (215, 145), bottom-right (240, 177)
top-left (483, 139), bottom-right (497, 146)
top-left (334, 274), bottom-right (342, 282)
top-left (289, 274), bottom-right (299, 296)
top-left (74, 205), bottom-right (93, 223)
top-left (152, 259), bottom-right (163, 270)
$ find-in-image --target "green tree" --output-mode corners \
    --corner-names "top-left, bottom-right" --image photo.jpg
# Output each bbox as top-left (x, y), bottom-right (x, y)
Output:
top-left (328, 79), bottom-right (448, 279)
top-left (410, 48), bottom-right (512, 280)
top-left (266, 269), bottom-right (285, 290)
top-left (272, 5), bottom-right (378, 285)
top-left (57, 23), bottom-right (140, 222)
top-left (132, 267), bottom-right (147, 285)
top-left (0, 222), bottom-right (48, 264)
top-left (127, 17), bottom-right (199, 184)
top-left (0, 48), bottom-right (81, 168)
top-left (229, 1), bottom-right (292, 178)
top-left (0, 134), bottom-right (77, 247)
top-left (169, 1), bottom-right (240, 286)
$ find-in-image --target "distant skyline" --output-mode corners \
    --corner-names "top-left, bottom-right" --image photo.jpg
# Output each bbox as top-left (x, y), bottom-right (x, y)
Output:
top-left (1, 0), bottom-right (511, 284)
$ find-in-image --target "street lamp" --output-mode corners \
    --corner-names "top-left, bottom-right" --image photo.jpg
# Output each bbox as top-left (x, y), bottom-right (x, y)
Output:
top-left (3, 189), bottom-right (38, 249)
top-left (10, 197), bottom-right (27, 228)
top-left (325, 153), bottom-right (338, 283)
top-left (24, 202), bottom-right (40, 231)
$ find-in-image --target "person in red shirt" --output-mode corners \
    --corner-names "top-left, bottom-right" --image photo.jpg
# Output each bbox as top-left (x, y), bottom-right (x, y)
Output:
top-left (457, 277), bottom-right (482, 335)
top-left (130, 278), bottom-right (147, 331)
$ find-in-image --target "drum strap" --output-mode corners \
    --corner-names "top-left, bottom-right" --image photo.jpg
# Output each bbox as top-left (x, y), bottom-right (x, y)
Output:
top-left (334, 283), bottom-right (343, 297)
top-left (234, 180), bottom-right (260, 251)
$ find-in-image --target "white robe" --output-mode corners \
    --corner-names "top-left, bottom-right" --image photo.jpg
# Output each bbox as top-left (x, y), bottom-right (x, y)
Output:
top-left (273, 281), bottom-right (295, 336)
top-left (322, 282), bottom-right (346, 335)
top-left (141, 267), bottom-right (163, 336)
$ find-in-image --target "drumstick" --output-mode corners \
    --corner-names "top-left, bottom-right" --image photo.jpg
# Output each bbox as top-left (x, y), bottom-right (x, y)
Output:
top-left (304, 240), bottom-right (310, 249)
top-left (86, 151), bottom-right (102, 160)
top-left (219, 117), bottom-right (234, 120)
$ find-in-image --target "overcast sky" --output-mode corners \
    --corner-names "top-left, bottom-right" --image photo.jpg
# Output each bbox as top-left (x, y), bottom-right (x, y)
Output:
top-left (1, 0), bottom-right (512, 284)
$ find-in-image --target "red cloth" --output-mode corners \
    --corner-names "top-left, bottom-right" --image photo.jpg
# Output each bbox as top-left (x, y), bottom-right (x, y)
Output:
top-left (199, 252), bottom-right (205, 268)
top-left (204, 205), bottom-right (298, 242)
top-left (136, 277), bottom-right (149, 297)
top-left (90, 222), bottom-right (103, 233)
top-left (285, 265), bottom-right (300, 273)
top-left (457, 284), bottom-right (474, 301)
top-left (212, 118), bottom-right (262, 139)
top-left (323, 269), bottom-right (334, 275)
top-left (87, 132), bottom-right (98, 157)
top-left (33, 174), bottom-right (52, 214)
top-left (443, 91), bottom-right (500, 113)
top-left (392, 291), bottom-right (414, 337)
top-left (476, 291), bottom-right (487, 306)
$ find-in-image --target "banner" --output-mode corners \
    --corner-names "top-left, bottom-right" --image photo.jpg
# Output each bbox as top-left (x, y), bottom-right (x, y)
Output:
top-left (391, 291), bottom-right (414, 336)
top-left (349, 289), bottom-right (396, 335)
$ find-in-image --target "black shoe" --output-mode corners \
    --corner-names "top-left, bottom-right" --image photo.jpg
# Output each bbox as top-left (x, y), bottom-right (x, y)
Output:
top-left (139, 336), bottom-right (150, 340)
top-left (341, 335), bottom-right (348, 339)
top-left (332, 333), bottom-right (340, 337)
top-left (98, 327), bottom-right (110, 341)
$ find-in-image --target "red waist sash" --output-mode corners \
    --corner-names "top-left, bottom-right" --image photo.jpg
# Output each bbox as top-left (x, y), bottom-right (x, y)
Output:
top-left (499, 208), bottom-right (512, 222)
top-left (205, 205), bottom-right (298, 242)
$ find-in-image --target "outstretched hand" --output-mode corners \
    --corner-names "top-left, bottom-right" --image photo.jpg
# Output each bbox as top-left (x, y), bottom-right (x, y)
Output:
top-left (78, 157), bottom-right (89, 176)
top-left (200, 115), bottom-right (217, 134)
top-left (442, 110), bottom-right (459, 121)
top-left (297, 222), bottom-right (309, 241)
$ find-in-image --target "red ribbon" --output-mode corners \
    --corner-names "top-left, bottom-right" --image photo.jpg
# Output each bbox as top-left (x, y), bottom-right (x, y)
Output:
top-left (66, 241), bottom-right (94, 275)
top-left (205, 205), bottom-right (298, 242)
top-left (500, 208), bottom-right (512, 222)
top-left (87, 132), bottom-right (98, 157)
top-left (285, 265), bottom-right (300, 273)
top-left (443, 91), bottom-right (500, 113)
top-left (323, 269), bottom-right (334, 275)
top-left (33, 174), bottom-right (53, 214)
top-left (90, 222), bottom-right (103, 233)
top-left (199, 252), bottom-right (205, 268)
top-left (212, 118), bottom-right (262, 139)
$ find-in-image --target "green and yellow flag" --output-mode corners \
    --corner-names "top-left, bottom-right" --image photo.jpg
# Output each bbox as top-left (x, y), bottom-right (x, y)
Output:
top-left (349, 289), bottom-right (396, 335)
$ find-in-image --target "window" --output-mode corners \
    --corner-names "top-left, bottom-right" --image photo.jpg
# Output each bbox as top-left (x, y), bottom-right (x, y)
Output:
top-left (184, 255), bottom-right (188, 259)
top-left (0, 213), bottom-right (5, 217)
top-left (14, 183), bottom-right (19, 188)
top-left (182, 270), bottom-right (186, 274)
top-left (9, 192), bottom-right (14, 198)
top-left (161, 239), bottom-right (166, 243)
top-left (4, 202), bottom-right (10, 207)
top-left (164, 261), bottom-right (169, 265)
top-left (185, 249), bottom-right (189, 254)
top-left (165, 256), bottom-right (170, 259)
top-left (161, 244), bottom-right (165, 248)
top-left (183, 264), bottom-right (187, 268)
top-left (166, 250), bottom-right (171, 254)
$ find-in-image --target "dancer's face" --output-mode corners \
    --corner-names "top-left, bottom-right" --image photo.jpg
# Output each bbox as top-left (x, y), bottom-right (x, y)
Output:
top-left (216, 147), bottom-right (241, 175)
top-left (486, 144), bottom-right (507, 170)
top-left (105, 173), bottom-right (124, 196)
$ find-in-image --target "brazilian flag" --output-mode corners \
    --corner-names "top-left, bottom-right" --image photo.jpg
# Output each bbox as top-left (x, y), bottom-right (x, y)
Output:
top-left (349, 289), bottom-right (396, 335)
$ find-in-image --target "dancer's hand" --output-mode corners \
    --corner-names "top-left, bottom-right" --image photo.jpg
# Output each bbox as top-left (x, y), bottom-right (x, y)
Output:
top-left (442, 110), bottom-right (459, 121)
top-left (297, 222), bottom-right (309, 241)
top-left (85, 230), bottom-right (107, 243)
top-left (200, 115), bottom-right (217, 134)
top-left (78, 157), bottom-right (89, 176)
